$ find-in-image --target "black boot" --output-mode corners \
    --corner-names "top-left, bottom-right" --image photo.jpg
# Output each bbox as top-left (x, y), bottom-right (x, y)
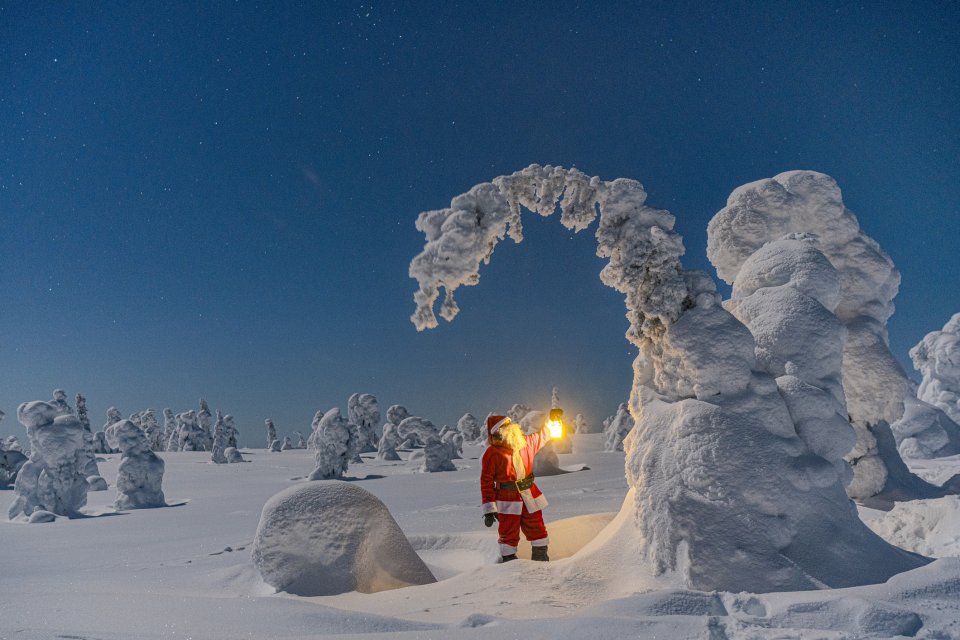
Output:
top-left (499, 554), bottom-right (518, 563)
top-left (531, 545), bottom-right (549, 562)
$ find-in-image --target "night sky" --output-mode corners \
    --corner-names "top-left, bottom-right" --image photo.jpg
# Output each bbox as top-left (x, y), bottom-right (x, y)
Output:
top-left (2, 2), bottom-right (958, 441)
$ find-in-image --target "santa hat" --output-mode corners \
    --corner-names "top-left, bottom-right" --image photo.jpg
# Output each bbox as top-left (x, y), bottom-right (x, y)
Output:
top-left (486, 415), bottom-right (510, 439)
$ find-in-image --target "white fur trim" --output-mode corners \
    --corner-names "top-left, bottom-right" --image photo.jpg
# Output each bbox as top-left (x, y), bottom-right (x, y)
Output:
top-left (519, 489), bottom-right (548, 513)
top-left (481, 502), bottom-right (498, 515)
top-left (489, 416), bottom-right (510, 435)
top-left (530, 537), bottom-right (549, 547)
top-left (495, 500), bottom-right (524, 515)
top-left (499, 543), bottom-right (518, 555)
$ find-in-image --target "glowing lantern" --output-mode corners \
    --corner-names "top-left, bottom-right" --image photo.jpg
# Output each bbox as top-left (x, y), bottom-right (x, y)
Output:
top-left (547, 407), bottom-right (564, 438)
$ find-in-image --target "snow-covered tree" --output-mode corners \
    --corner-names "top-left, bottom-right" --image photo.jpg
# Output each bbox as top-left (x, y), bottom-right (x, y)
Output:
top-left (456, 413), bottom-right (482, 444)
top-left (75, 394), bottom-right (90, 431)
top-left (280, 436), bottom-right (293, 451)
top-left (102, 407), bottom-right (124, 451)
top-left (408, 164), bottom-right (926, 592)
top-left (420, 435), bottom-right (456, 472)
top-left (574, 413), bottom-right (590, 434)
top-left (197, 399), bottom-right (213, 450)
top-left (50, 389), bottom-right (73, 416)
top-left (92, 432), bottom-right (110, 454)
top-left (225, 447), bottom-right (244, 463)
top-left (113, 420), bottom-right (166, 509)
top-left (347, 393), bottom-right (381, 453)
top-left (0, 422), bottom-right (28, 488)
top-left (8, 401), bottom-right (89, 520)
top-left (308, 408), bottom-right (359, 480)
top-left (439, 426), bottom-right (463, 459)
top-left (140, 409), bottom-right (165, 451)
top-left (265, 418), bottom-right (278, 450)
top-left (223, 414), bottom-right (238, 448)
top-left (3, 434), bottom-right (24, 454)
top-left (912, 313), bottom-right (960, 423)
top-left (397, 416), bottom-right (437, 449)
top-left (602, 404), bottom-right (632, 452)
top-left (709, 171), bottom-right (949, 502)
top-left (177, 410), bottom-right (206, 451)
top-left (376, 423), bottom-right (402, 460)
top-left (210, 410), bottom-right (229, 464)
top-left (507, 403), bottom-right (531, 423)
top-left (269, 439), bottom-right (282, 452)
top-left (161, 408), bottom-right (178, 451)
top-left (294, 431), bottom-right (306, 449)
top-left (385, 404), bottom-right (409, 426)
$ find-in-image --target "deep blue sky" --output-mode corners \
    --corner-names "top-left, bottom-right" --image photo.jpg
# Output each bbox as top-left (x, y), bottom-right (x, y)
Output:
top-left (1, 2), bottom-right (958, 442)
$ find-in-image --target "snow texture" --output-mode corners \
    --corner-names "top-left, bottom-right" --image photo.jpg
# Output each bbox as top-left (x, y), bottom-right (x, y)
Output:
top-left (252, 482), bottom-right (436, 596)
top-left (197, 399), bottom-right (213, 450)
top-left (308, 408), bottom-right (360, 480)
top-left (8, 401), bottom-right (89, 519)
top-left (603, 404), bottom-right (633, 453)
top-left (707, 170), bottom-right (934, 500)
top-left (456, 413), bottom-right (483, 444)
top-left (113, 420), bottom-right (166, 509)
top-left (904, 313), bottom-right (960, 447)
top-left (347, 393), bottom-right (381, 453)
top-left (409, 164), bottom-right (931, 592)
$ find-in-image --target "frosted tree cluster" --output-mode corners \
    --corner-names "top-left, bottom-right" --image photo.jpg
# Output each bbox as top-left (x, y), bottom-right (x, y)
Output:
top-left (197, 399), bottom-right (213, 450)
top-left (708, 171), bottom-right (947, 501)
top-left (408, 164), bottom-right (927, 592)
top-left (0, 411), bottom-right (28, 487)
top-left (308, 408), bottom-right (360, 480)
top-left (347, 393), bottom-right (381, 453)
top-left (8, 401), bottom-right (89, 520)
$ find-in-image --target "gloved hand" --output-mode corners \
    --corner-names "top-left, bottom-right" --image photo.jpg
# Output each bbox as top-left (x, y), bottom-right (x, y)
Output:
top-left (484, 513), bottom-right (498, 528)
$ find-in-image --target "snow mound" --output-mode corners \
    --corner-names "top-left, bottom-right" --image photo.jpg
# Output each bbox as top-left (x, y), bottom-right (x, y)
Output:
top-left (251, 482), bottom-right (436, 596)
top-left (113, 420), bottom-right (166, 509)
top-left (860, 495), bottom-right (960, 558)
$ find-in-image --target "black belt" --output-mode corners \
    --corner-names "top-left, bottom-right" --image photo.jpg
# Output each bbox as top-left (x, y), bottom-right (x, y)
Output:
top-left (496, 475), bottom-right (536, 491)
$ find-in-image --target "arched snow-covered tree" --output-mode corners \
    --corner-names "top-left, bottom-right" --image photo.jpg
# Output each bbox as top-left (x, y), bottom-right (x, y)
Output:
top-left (409, 164), bottom-right (927, 592)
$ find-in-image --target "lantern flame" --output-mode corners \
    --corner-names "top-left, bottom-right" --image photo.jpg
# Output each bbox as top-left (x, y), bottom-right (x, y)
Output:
top-left (546, 419), bottom-right (563, 439)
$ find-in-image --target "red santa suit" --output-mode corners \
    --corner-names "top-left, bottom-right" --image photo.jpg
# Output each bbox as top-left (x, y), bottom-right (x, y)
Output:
top-left (480, 415), bottom-right (552, 556)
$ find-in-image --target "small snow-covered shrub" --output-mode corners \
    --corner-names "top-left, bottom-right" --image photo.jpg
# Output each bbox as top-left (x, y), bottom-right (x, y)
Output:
top-left (251, 482), bottom-right (436, 596)
top-left (114, 420), bottom-right (166, 510)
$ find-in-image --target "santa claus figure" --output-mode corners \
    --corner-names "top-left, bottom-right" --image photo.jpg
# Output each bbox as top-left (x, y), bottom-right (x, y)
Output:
top-left (480, 414), bottom-right (552, 562)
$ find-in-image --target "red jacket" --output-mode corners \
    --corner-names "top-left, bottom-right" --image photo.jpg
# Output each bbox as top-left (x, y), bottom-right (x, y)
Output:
top-left (480, 428), bottom-right (551, 515)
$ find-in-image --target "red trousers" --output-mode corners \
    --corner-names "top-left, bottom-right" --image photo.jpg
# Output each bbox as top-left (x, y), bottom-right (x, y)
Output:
top-left (498, 506), bottom-right (549, 556)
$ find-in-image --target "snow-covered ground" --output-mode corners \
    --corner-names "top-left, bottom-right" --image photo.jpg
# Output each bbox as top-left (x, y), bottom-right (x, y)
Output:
top-left (2, 435), bottom-right (959, 639)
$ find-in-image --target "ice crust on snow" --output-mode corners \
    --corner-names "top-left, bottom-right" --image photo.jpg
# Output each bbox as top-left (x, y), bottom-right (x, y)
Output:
top-left (8, 401), bottom-right (89, 520)
top-left (113, 419), bottom-right (166, 510)
top-left (251, 482), bottom-right (436, 596)
top-left (409, 164), bottom-right (930, 592)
